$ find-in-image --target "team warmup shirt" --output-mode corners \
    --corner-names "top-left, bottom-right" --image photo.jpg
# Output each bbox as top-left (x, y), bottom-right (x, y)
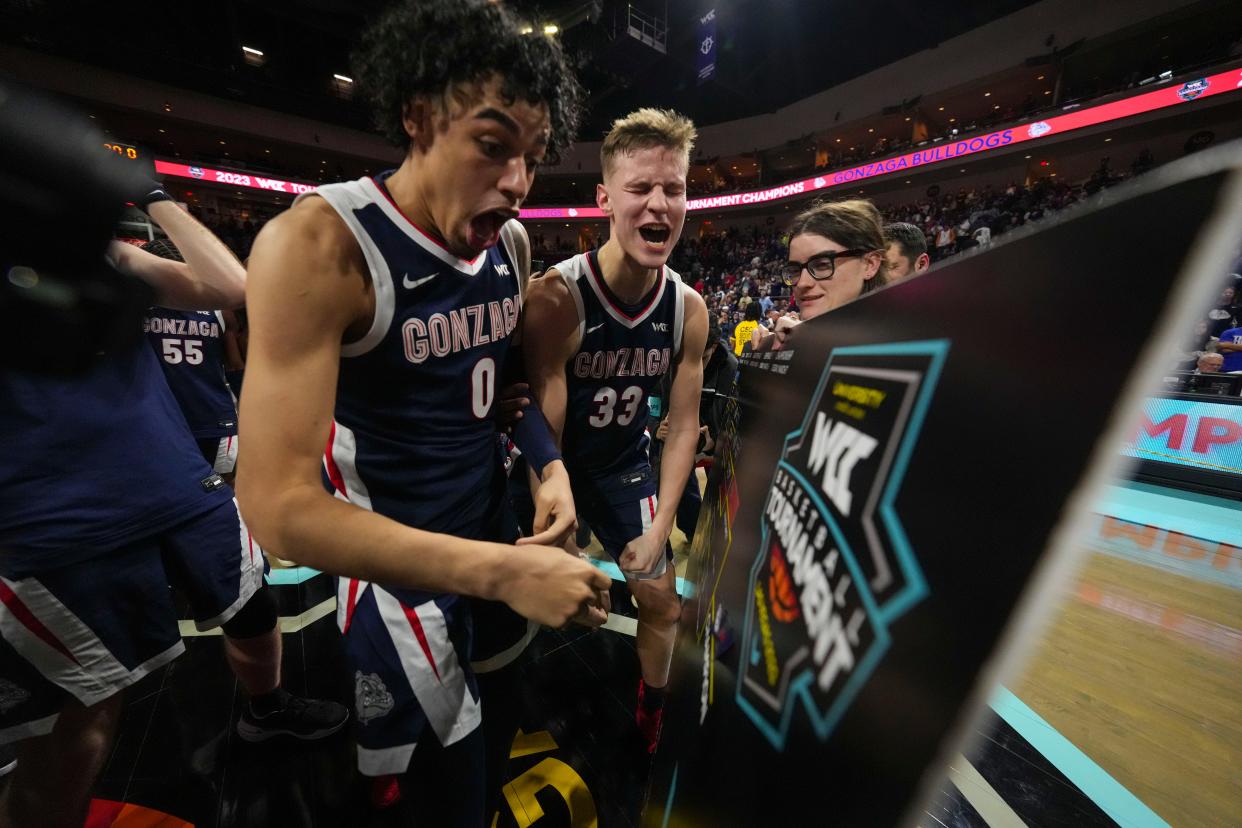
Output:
top-left (0, 342), bottom-right (230, 578)
top-left (143, 308), bottom-right (238, 439)
top-left (555, 249), bottom-right (688, 481)
top-left (307, 174), bottom-right (524, 601)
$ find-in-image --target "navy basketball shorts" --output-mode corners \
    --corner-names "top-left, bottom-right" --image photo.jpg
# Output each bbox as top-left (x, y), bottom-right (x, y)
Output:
top-left (573, 462), bottom-right (673, 581)
top-left (0, 497), bottom-right (264, 744)
top-left (335, 584), bottom-right (482, 776)
top-left (196, 434), bottom-right (238, 475)
top-left (470, 497), bottom-right (537, 675)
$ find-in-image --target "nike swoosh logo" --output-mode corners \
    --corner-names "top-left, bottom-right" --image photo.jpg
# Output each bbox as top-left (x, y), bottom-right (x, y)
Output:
top-left (587, 322), bottom-right (606, 334)
top-left (402, 273), bottom-right (437, 290)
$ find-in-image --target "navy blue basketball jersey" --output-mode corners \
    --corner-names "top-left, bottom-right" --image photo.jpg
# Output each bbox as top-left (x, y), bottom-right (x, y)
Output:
top-left (556, 250), bottom-right (687, 479)
top-left (143, 307), bottom-right (237, 438)
top-left (304, 173), bottom-right (524, 559)
top-left (0, 343), bottom-right (231, 577)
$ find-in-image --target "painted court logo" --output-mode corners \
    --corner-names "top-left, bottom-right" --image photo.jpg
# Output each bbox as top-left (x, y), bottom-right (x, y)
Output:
top-left (737, 340), bottom-right (948, 750)
top-left (1178, 78), bottom-right (1209, 101)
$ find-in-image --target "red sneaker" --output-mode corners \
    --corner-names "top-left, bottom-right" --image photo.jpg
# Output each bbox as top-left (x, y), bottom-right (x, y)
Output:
top-left (370, 774), bottom-right (403, 809)
top-left (636, 680), bottom-right (665, 754)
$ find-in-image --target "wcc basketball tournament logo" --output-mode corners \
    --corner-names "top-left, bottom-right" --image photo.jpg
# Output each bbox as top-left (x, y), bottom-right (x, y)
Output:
top-left (1177, 78), bottom-right (1209, 101)
top-left (737, 340), bottom-right (948, 750)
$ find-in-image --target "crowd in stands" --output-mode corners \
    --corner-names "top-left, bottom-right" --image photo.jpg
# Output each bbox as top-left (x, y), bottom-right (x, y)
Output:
top-left (1174, 274), bottom-right (1242, 378)
top-left (672, 157), bottom-right (1148, 349)
top-left (173, 151), bottom-right (1242, 389)
top-left (184, 206), bottom-right (279, 260)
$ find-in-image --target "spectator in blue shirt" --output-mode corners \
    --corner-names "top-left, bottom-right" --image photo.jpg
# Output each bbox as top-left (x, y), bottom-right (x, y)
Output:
top-left (1217, 325), bottom-right (1242, 372)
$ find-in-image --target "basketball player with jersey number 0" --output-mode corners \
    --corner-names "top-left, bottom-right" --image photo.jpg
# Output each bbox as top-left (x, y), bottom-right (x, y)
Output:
top-left (236, 1), bottom-right (610, 823)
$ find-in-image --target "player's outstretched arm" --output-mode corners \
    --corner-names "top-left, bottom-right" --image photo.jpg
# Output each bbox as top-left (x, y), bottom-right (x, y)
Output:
top-left (236, 199), bottom-right (608, 626)
top-left (620, 288), bottom-right (708, 575)
top-left (108, 200), bottom-right (246, 311)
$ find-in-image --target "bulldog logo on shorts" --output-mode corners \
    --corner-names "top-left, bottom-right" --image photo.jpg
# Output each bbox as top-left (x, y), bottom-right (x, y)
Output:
top-left (355, 671), bottom-right (394, 722)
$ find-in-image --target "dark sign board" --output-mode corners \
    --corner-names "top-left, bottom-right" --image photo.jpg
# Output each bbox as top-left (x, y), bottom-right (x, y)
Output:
top-left (644, 151), bottom-right (1242, 827)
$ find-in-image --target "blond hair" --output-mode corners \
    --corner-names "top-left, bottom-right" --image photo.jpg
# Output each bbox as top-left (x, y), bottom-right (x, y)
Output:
top-left (600, 108), bottom-right (697, 180)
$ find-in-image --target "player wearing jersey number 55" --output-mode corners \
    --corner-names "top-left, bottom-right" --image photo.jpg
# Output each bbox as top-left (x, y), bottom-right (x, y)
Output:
top-left (523, 108), bottom-right (708, 754)
top-left (236, 2), bottom-right (609, 824)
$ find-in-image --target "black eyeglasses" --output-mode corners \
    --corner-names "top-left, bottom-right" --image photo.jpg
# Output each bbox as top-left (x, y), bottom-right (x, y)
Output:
top-left (780, 248), bottom-right (873, 286)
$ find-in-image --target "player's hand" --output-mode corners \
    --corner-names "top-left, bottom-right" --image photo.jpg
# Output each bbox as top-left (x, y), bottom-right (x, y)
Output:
top-left (495, 382), bottom-right (530, 433)
top-left (499, 544), bottom-right (611, 628)
top-left (655, 418), bottom-right (670, 441)
top-left (571, 584), bottom-right (610, 628)
top-left (517, 460), bottom-right (577, 548)
top-left (619, 529), bottom-right (667, 579)
top-left (699, 425), bottom-right (714, 455)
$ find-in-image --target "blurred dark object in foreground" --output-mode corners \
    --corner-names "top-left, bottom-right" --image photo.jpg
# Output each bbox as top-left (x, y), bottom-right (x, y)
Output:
top-left (0, 81), bottom-right (153, 374)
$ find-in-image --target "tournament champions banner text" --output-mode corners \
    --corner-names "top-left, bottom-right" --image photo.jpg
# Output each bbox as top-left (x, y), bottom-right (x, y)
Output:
top-left (151, 66), bottom-right (1242, 219)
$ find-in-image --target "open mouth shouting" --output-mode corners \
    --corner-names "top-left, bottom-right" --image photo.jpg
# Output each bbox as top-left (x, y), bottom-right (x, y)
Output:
top-left (467, 207), bottom-right (519, 252)
top-left (637, 223), bottom-right (672, 252)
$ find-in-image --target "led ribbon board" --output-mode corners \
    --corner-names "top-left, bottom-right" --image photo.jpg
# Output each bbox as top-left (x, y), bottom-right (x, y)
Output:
top-left (151, 67), bottom-right (1242, 219)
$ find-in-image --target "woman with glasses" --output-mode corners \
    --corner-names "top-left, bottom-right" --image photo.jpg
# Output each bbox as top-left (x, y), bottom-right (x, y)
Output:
top-left (754, 199), bottom-right (889, 351)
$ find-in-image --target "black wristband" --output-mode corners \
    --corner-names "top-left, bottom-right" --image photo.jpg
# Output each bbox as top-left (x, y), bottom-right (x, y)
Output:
top-left (134, 180), bottom-right (173, 213)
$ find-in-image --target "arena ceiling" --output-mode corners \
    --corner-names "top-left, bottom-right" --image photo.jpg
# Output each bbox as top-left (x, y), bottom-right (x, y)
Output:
top-left (2, 0), bottom-right (1041, 139)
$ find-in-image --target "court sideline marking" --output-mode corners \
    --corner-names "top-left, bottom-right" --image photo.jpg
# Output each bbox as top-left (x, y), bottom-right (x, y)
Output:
top-left (990, 686), bottom-right (1170, 828)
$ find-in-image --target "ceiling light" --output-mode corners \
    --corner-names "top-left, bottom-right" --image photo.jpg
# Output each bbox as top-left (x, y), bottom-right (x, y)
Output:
top-left (904, 117), bottom-right (911, 122)
top-left (333, 74), bottom-right (353, 84)
top-left (520, 25), bottom-right (533, 34)
top-left (984, 92), bottom-right (991, 97)
top-left (242, 46), bottom-right (264, 56)
top-left (1104, 137), bottom-right (1112, 142)
top-left (868, 128), bottom-right (874, 133)
top-left (543, 24), bottom-right (559, 35)
top-left (1024, 155), bottom-right (1031, 159)
top-left (264, 149), bottom-right (270, 153)
top-left (158, 128), bottom-right (165, 133)
top-left (993, 104), bottom-right (1000, 109)
top-left (1037, 74), bottom-right (1045, 80)
top-left (1044, 90), bottom-right (1052, 95)
top-left (835, 138), bottom-right (841, 143)
top-left (949, 118), bottom-right (956, 122)
top-left (218, 140), bottom-right (226, 145)
top-left (938, 106), bottom-right (945, 111)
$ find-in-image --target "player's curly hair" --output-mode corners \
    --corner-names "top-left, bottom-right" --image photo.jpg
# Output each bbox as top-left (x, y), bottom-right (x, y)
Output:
top-left (353, 0), bottom-right (583, 165)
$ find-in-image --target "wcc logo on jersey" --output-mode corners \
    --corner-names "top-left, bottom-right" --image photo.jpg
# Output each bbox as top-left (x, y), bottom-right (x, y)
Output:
top-left (737, 340), bottom-right (948, 750)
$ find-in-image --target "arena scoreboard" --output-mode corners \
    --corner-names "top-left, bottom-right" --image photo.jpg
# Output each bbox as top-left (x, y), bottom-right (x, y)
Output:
top-left (103, 140), bottom-right (155, 178)
top-left (103, 141), bottom-right (140, 161)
